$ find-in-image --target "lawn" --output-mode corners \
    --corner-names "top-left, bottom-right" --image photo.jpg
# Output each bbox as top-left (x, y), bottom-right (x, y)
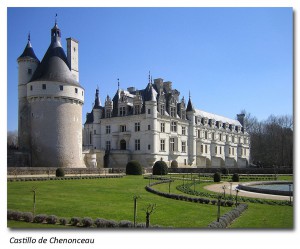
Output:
top-left (7, 175), bottom-right (293, 228)
top-left (7, 176), bottom-right (230, 228)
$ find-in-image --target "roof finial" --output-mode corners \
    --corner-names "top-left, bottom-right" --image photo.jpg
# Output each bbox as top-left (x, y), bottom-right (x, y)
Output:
top-left (148, 71), bottom-right (151, 83)
top-left (189, 90), bottom-right (191, 99)
top-left (117, 78), bottom-right (120, 90)
top-left (28, 32), bottom-right (31, 42)
top-left (55, 13), bottom-right (58, 25)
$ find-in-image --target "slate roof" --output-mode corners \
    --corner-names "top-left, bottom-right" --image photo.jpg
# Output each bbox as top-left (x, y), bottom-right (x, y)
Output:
top-left (18, 41), bottom-right (40, 62)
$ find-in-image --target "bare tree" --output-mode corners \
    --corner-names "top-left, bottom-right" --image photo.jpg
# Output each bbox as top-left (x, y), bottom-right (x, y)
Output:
top-left (145, 204), bottom-right (156, 228)
top-left (7, 130), bottom-right (18, 150)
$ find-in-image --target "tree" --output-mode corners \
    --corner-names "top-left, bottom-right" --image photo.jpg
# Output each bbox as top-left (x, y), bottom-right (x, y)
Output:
top-left (7, 130), bottom-right (18, 150)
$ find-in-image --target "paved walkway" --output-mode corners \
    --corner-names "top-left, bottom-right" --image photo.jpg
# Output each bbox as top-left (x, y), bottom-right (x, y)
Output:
top-left (204, 182), bottom-right (292, 201)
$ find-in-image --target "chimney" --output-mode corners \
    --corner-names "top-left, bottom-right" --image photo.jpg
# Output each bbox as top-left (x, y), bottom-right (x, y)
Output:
top-left (66, 37), bottom-right (79, 81)
top-left (237, 113), bottom-right (245, 127)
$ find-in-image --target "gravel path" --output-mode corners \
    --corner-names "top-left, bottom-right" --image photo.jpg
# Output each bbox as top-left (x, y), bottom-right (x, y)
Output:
top-left (204, 182), bottom-right (292, 201)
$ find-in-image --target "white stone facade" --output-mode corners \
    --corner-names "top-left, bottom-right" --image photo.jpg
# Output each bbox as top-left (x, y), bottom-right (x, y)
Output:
top-left (84, 79), bottom-right (250, 168)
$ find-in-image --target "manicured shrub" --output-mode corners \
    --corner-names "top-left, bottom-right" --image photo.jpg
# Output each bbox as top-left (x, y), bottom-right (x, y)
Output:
top-left (213, 172), bottom-right (221, 182)
top-left (46, 215), bottom-right (58, 224)
top-left (171, 160), bottom-right (178, 168)
top-left (126, 160), bottom-right (143, 175)
top-left (22, 212), bottom-right (34, 222)
top-left (221, 167), bottom-right (229, 175)
top-left (232, 173), bottom-right (240, 182)
top-left (33, 214), bottom-right (47, 223)
top-left (119, 220), bottom-right (134, 228)
top-left (153, 161), bottom-right (168, 175)
top-left (8, 210), bottom-right (22, 221)
top-left (69, 217), bottom-right (81, 226)
top-left (94, 218), bottom-right (117, 228)
top-left (56, 168), bottom-right (65, 177)
top-left (59, 218), bottom-right (68, 225)
top-left (81, 217), bottom-right (94, 227)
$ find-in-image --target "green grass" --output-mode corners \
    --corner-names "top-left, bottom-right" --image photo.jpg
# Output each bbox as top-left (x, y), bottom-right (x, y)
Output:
top-left (7, 175), bottom-right (293, 228)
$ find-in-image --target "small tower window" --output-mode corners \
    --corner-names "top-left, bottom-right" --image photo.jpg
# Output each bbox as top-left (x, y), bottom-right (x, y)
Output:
top-left (75, 88), bottom-right (78, 94)
top-left (60, 85), bottom-right (63, 91)
top-left (42, 84), bottom-right (46, 90)
top-left (30, 85), bottom-right (33, 91)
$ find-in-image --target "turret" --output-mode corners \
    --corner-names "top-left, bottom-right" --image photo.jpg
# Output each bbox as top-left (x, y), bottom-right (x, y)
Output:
top-left (17, 34), bottom-right (40, 151)
top-left (186, 94), bottom-right (196, 166)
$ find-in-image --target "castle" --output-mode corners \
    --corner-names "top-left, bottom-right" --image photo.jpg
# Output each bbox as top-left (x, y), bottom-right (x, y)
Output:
top-left (83, 77), bottom-right (250, 168)
top-left (17, 20), bottom-right (250, 169)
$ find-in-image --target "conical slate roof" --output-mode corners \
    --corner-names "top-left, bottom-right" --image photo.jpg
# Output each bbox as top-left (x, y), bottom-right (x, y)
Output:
top-left (18, 40), bottom-right (39, 62)
top-left (30, 23), bottom-right (80, 86)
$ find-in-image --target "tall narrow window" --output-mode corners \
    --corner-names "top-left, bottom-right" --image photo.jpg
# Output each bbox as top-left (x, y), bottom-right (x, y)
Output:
top-left (106, 125), bottom-right (111, 134)
top-left (219, 146), bottom-right (222, 154)
top-left (205, 145), bottom-right (207, 153)
top-left (182, 141), bottom-right (186, 153)
top-left (171, 121), bottom-right (177, 132)
top-left (160, 139), bottom-right (165, 151)
top-left (201, 145), bottom-right (203, 153)
top-left (215, 146), bottom-right (217, 154)
top-left (135, 139), bottom-right (141, 151)
top-left (120, 125), bottom-right (126, 132)
top-left (60, 85), bottom-right (63, 91)
top-left (75, 88), bottom-right (78, 94)
top-left (170, 138), bottom-right (175, 152)
top-left (161, 122), bottom-right (165, 133)
top-left (106, 141), bottom-right (111, 150)
top-left (135, 122), bottom-right (140, 132)
top-left (182, 126), bottom-right (186, 135)
top-left (42, 84), bottom-right (46, 90)
top-left (205, 131), bottom-right (208, 139)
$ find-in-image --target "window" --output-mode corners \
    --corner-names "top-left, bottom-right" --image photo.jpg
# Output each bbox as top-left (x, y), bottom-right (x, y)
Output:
top-left (135, 122), bottom-right (140, 132)
top-left (94, 130), bottom-right (96, 135)
top-left (106, 111), bottom-right (111, 118)
top-left (219, 133), bottom-right (222, 141)
top-left (148, 125), bottom-right (151, 130)
top-left (148, 109), bottom-right (151, 114)
top-left (201, 145), bottom-right (203, 153)
top-left (135, 139), bottom-right (140, 151)
top-left (219, 146), bottom-right (222, 154)
top-left (160, 122), bottom-right (165, 133)
top-left (42, 84), bottom-right (46, 90)
top-left (120, 125), bottom-right (126, 132)
top-left (106, 141), bottom-right (111, 150)
top-left (134, 105), bottom-right (140, 115)
top-left (205, 145), bottom-right (208, 153)
top-left (205, 131), bottom-right (208, 139)
top-left (28, 68), bottom-right (32, 74)
top-left (170, 107), bottom-right (176, 117)
top-left (160, 139), bottom-right (165, 151)
top-left (160, 104), bottom-right (165, 115)
top-left (82, 91), bottom-right (84, 96)
top-left (212, 132), bottom-right (215, 141)
top-left (75, 88), bottom-right (78, 94)
top-left (170, 138), bottom-right (175, 152)
top-left (171, 121), bottom-right (177, 132)
top-left (198, 130), bottom-right (201, 138)
top-left (184, 159), bottom-right (187, 165)
top-left (30, 85), bottom-right (33, 91)
top-left (182, 141), bottom-right (186, 153)
top-left (182, 126), bottom-right (186, 135)
top-left (148, 144), bottom-right (151, 150)
top-left (215, 146), bottom-right (217, 154)
top-left (60, 85), bottom-right (63, 91)
top-left (119, 106), bottom-right (126, 116)
top-left (106, 125), bottom-right (111, 134)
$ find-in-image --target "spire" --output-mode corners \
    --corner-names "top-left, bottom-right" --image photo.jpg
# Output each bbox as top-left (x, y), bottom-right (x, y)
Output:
top-left (117, 78), bottom-right (120, 91)
top-left (17, 33), bottom-right (39, 62)
top-left (51, 14), bottom-right (61, 43)
top-left (94, 86), bottom-right (101, 108)
top-left (186, 92), bottom-right (195, 112)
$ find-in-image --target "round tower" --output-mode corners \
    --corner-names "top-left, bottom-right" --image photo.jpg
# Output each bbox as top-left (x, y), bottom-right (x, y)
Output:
top-left (186, 94), bottom-right (196, 166)
top-left (26, 21), bottom-right (85, 168)
top-left (17, 34), bottom-right (40, 151)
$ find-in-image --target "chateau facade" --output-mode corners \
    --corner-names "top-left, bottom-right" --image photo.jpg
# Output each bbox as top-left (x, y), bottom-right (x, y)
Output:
top-left (83, 78), bottom-right (250, 168)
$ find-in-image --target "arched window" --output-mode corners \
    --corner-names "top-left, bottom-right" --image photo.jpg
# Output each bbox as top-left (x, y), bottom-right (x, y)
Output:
top-left (120, 139), bottom-right (126, 150)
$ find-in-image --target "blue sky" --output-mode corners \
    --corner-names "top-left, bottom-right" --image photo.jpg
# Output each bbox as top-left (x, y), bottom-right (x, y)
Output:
top-left (7, 7), bottom-right (293, 131)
